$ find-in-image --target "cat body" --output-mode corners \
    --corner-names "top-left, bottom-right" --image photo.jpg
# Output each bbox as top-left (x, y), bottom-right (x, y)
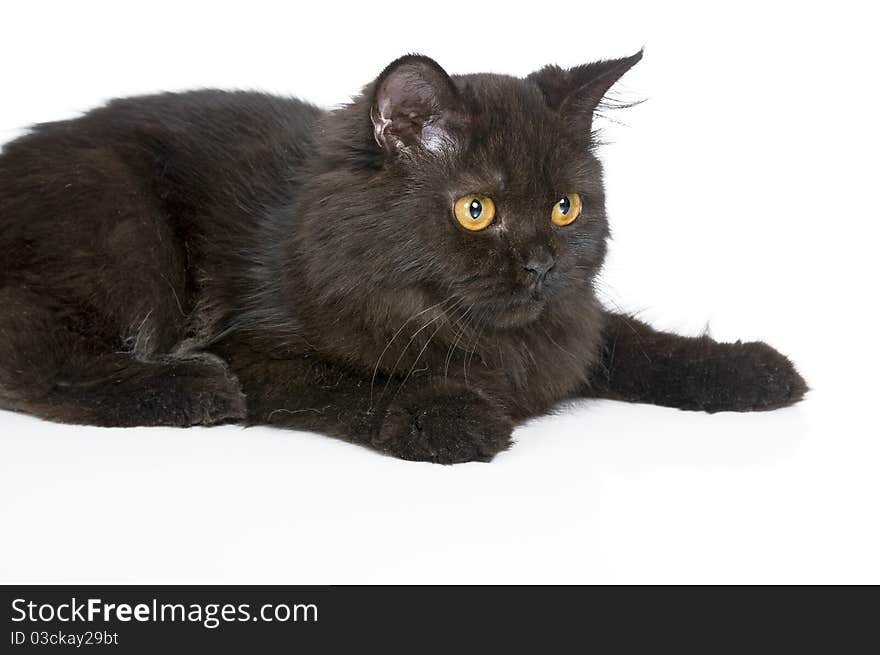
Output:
top-left (0, 53), bottom-right (806, 462)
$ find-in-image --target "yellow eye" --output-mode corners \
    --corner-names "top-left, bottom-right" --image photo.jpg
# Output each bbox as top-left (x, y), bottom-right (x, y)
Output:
top-left (453, 195), bottom-right (496, 231)
top-left (551, 193), bottom-right (582, 226)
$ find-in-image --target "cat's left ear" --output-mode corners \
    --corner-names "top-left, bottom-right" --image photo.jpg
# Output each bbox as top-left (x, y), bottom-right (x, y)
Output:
top-left (528, 50), bottom-right (643, 122)
top-left (371, 54), bottom-right (466, 156)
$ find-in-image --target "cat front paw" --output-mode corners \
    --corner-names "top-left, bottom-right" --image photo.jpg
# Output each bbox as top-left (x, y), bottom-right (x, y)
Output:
top-left (375, 389), bottom-right (513, 464)
top-left (156, 358), bottom-right (247, 426)
top-left (698, 341), bottom-right (808, 413)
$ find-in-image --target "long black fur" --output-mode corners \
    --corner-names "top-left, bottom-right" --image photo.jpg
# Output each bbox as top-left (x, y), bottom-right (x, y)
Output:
top-left (0, 52), bottom-right (807, 463)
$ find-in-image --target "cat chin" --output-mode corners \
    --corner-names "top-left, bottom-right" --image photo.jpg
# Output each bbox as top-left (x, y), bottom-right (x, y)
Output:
top-left (483, 298), bottom-right (547, 330)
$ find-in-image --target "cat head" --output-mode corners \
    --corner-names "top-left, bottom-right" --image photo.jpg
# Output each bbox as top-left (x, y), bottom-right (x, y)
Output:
top-left (303, 52), bottom-right (641, 330)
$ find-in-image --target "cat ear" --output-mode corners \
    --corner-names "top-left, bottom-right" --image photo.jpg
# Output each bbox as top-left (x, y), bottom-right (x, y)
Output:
top-left (528, 50), bottom-right (643, 119)
top-left (371, 54), bottom-right (465, 155)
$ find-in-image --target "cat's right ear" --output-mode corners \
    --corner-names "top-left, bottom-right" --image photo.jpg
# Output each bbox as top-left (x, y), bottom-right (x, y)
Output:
top-left (370, 55), bottom-right (465, 156)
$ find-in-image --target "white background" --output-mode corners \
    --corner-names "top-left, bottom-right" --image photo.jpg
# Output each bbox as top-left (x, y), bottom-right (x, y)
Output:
top-left (1, 1), bottom-right (877, 584)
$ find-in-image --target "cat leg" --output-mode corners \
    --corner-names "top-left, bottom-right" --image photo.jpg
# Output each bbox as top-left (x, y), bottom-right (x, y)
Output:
top-left (0, 287), bottom-right (245, 427)
top-left (583, 311), bottom-right (808, 412)
top-left (217, 340), bottom-right (513, 463)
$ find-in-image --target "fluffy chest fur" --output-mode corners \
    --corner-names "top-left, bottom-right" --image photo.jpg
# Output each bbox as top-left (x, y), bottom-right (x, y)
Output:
top-left (267, 269), bottom-right (604, 419)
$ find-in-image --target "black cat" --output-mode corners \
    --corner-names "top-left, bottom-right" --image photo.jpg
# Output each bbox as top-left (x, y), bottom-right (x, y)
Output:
top-left (0, 51), bottom-right (806, 463)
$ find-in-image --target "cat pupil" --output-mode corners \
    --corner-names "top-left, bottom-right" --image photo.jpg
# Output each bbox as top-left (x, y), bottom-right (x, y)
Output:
top-left (469, 199), bottom-right (482, 219)
top-left (559, 197), bottom-right (570, 215)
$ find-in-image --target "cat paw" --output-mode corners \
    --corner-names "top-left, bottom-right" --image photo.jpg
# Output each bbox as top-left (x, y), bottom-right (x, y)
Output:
top-left (144, 359), bottom-right (247, 427)
top-left (187, 375), bottom-right (247, 426)
top-left (698, 341), bottom-right (808, 413)
top-left (375, 389), bottom-right (513, 464)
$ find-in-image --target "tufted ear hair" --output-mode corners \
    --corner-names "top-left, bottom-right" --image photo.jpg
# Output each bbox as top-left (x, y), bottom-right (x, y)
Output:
top-left (527, 50), bottom-right (643, 123)
top-left (370, 54), bottom-right (466, 156)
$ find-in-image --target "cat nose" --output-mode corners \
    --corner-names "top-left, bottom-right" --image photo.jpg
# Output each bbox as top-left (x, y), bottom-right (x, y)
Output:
top-left (523, 253), bottom-right (556, 284)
